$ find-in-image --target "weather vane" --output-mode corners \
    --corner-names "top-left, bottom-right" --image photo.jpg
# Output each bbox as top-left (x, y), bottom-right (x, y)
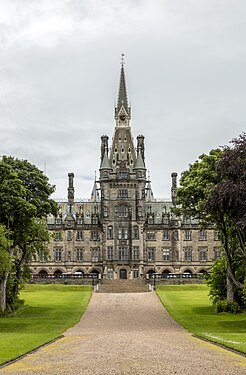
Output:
top-left (121, 53), bottom-right (125, 66)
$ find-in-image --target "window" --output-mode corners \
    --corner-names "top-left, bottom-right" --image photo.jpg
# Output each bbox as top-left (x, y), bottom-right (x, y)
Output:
top-left (119, 189), bottom-right (128, 198)
top-left (67, 250), bottom-right (71, 261)
top-left (118, 170), bottom-right (128, 179)
top-left (133, 225), bottom-right (139, 240)
top-left (54, 232), bottom-right (62, 241)
top-left (147, 247), bottom-right (155, 261)
top-left (163, 248), bottom-right (170, 261)
top-left (214, 231), bottom-right (220, 241)
top-left (214, 247), bottom-right (221, 260)
top-left (39, 252), bottom-right (46, 262)
top-left (107, 246), bottom-right (114, 260)
top-left (92, 215), bottom-right (98, 225)
top-left (67, 230), bottom-right (72, 241)
top-left (91, 231), bottom-right (99, 241)
top-left (148, 215), bottom-right (154, 225)
top-left (146, 231), bottom-right (156, 241)
top-left (76, 231), bottom-right (83, 241)
top-left (91, 248), bottom-right (100, 262)
top-left (76, 248), bottom-right (83, 262)
top-left (184, 247), bottom-right (192, 262)
top-left (184, 230), bottom-right (192, 241)
top-left (173, 230), bottom-right (179, 241)
top-left (137, 171), bottom-right (142, 178)
top-left (199, 247), bottom-right (207, 262)
top-left (56, 218), bottom-right (62, 225)
top-left (163, 230), bottom-right (170, 241)
top-left (137, 206), bottom-right (142, 218)
top-left (117, 205), bottom-right (128, 217)
top-left (118, 228), bottom-right (128, 240)
top-left (103, 206), bottom-right (108, 217)
top-left (77, 217), bottom-right (83, 225)
top-left (198, 230), bottom-right (207, 241)
top-left (132, 246), bottom-right (139, 260)
top-left (119, 247), bottom-right (128, 261)
top-left (162, 214), bottom-right (169, 225)
top-left (54, 248), bottom-right (62, 262)
top-left (107, 226), bottom-right (113, 239)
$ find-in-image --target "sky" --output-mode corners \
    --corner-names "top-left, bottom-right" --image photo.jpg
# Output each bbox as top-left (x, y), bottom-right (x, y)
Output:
top-left (1, 0), bottom-right (246, 200)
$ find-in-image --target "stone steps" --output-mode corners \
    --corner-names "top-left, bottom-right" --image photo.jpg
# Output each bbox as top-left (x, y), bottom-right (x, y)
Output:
top-left (98, 279), bottom-right (149, 293)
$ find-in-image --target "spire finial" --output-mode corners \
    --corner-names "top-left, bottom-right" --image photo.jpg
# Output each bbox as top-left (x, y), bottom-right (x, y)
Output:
top-left (121, 53), bottom-right (125, 66)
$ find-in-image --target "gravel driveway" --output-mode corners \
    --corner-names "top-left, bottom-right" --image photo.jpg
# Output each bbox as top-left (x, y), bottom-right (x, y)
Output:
top-left (1, 292), bottom-right (246, 375)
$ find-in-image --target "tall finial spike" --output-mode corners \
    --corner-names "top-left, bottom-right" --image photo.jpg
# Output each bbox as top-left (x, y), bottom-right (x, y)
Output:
top-left (121, 53), bottom-right (125, 66)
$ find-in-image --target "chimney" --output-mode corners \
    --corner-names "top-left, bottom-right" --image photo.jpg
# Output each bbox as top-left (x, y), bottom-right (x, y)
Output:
top-left (67, 173), bottom-right (74, 207)
top-left (171, 172), bottom-right (177, 204)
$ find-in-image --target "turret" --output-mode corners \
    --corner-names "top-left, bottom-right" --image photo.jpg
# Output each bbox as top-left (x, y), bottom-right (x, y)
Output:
top-left (137, 135), bottom-right (145, 162)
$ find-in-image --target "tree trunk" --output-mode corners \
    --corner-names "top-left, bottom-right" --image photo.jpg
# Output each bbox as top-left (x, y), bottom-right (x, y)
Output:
top-left (0, 271), bottom-right (8, 313)
top-left (226, 273), bottom-right (234, 303)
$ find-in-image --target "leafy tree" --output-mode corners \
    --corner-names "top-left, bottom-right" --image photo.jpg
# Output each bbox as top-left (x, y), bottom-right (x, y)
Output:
top-left (176, 135), bottom-right (246, 307)
top-left (0, 156), bottom-right (57, 313)
top-left (0, 224), bottom-right (12, 313)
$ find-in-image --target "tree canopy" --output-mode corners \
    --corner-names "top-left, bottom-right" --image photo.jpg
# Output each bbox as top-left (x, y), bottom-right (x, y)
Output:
top-left (0, 156), bottom-right (57, 313)
top-left (176, 133), bottom-right (246, 309)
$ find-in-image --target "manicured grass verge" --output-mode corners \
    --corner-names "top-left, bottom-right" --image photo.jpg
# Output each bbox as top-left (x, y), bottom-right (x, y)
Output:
top-left (0, 284), bottom-right (92, 365)
top-left (156, 284), bottom-right (246, 354)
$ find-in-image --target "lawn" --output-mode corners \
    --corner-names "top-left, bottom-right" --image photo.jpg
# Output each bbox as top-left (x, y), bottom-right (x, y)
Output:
top-left (0, 284), bottom-right (92, 365)
top-left (156, 284), bottom-right (246, 354)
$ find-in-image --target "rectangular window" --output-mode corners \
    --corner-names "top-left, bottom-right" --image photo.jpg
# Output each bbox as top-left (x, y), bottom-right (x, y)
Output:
top-left (103, 206), bottom-right (108, 217)
top-left (119, 247), bottom-right (128, 261)
top-left (107, 226), bottom-right (113, 239)
top-left (39, 252), bottom-right (46, 262)
top-left (214, 231), bottom-right (220, 241)
top-left (199, 247), bottom-right (207, 262)
top-left (214, 247), bottom-right (221, 260)
top-left (146, 231), bottom-right (156, 241)
top-left (107, 246), bottom-right (114, 260)
top-left (54, 232), bottom-right (62, 241)
top-left (54, 248), bottom-right (62, 262)
top-left (133, 225), bottom-right (139, 239)
top-left (118, 228), bottom-right (128, 240)
top-left (163, 230), bottom-right (170, 241)
top-left (184, 230), bottom-right (192, 241)
top-left (56, 218), bottom-right (62, 225)
top-left (76, 231), bottom-right (83, 241)
top-left (91, 231), bottom-right (99, 241)
top-left (118, 189), bottom-right (128, 198)
top-left (118, 205), bottom-right (128, 217)
top-left (163, 248), bottom-right (170, 261)
top-left (91, 248), bottom-right (100, 262)
top-left (184, 247), bottom-right (192, 262)
top-left (147, 247), bottom-right (155, 261)
top-left (198, 230), bottom-right (207, 241)
top-left (76, 248), bottom-right (83, 262)
top-left (77, 218), bottom-right (83, 225)
top-left (132, 246), bottom-right (139, 260)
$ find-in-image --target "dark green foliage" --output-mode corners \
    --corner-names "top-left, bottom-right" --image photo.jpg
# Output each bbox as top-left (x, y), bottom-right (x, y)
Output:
top-left (176, 133), bottom-right (246, 308)
top-left (0, 156), bottom-right (57, 313)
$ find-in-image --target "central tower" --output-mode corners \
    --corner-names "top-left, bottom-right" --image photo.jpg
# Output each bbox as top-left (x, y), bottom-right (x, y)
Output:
top-left (99, 59), bottom-right (147, 279)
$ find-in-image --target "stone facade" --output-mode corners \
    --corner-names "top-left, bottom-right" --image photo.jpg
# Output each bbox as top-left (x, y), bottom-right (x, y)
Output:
top-left (30, 63), bottom-right (221, 279)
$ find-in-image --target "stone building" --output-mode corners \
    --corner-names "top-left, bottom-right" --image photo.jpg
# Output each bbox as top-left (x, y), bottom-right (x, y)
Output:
top-left (30, 62), bottom-right (221, 279)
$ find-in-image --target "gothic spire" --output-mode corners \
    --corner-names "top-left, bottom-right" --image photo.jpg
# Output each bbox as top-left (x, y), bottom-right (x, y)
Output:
top-left (115, 54), bottom-right (130, 118)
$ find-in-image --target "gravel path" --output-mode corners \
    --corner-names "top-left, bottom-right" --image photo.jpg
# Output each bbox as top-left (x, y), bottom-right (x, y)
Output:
top-left (1, 292), bottom-right (246, 375)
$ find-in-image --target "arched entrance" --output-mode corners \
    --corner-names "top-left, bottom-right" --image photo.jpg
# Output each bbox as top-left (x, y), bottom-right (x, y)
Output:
top-left (54, 270), bottom-right (63, 278)
top-left (38, 270), bottom-right (48, 278)
top-left (119, 269), bottom-right (127, 279)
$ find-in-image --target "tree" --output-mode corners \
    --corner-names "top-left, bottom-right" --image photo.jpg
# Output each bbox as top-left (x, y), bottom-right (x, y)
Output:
top-left (0, 224), bottom-right (12, 313)
top-left (0, 156), bottom-right (57, 313)
top-left (175, 135), bottom-right (246, 308)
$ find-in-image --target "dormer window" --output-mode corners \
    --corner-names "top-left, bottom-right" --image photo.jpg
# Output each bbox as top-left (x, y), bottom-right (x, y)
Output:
top-left (118, 169), bottom-right (128, 179)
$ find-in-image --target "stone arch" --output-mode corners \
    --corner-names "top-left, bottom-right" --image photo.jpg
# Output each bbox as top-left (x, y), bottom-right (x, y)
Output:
top-left (38, 269), bottom-right (48, 277)
top-left (161, 269), bottom-right (171, 278)
top-left (182, 269), bottom-right (193, 274)
top-left (53, 269), bottom-right (63, 278)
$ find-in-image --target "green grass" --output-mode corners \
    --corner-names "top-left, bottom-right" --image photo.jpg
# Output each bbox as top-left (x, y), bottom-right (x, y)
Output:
top-left (0, 284), bottom-right (92, 365)
top-left (156, 284), bottom-right (246, 354)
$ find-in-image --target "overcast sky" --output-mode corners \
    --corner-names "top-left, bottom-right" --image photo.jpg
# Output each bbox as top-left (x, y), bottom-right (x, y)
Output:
top-left (1, 0), bottom-right (245, 200)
